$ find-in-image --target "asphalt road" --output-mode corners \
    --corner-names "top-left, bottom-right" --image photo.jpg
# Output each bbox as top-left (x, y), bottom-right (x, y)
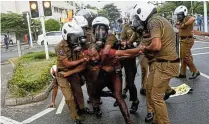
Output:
top-left (1, 40), bottom-right (209, 124)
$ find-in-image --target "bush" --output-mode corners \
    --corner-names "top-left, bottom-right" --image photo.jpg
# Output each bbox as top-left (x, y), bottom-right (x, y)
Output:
top-left (45, 19), bottom-right (61, 32)
top-left (8, 51), bottom-right (56, 97)
top-left (17, 51), bottom-right (56, 63)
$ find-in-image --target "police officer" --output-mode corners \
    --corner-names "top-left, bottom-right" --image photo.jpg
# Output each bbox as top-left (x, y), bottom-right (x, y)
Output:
top-left (56, 22), bottom-right (91, 124)
top-left (119, 20), bottom-right (141, 112)
top-left (132, 3), bottom-right (179, 123)
top-left (174, 5), bottom-right (200, 79)
top-left (72, 15), bottom-right (97, 104)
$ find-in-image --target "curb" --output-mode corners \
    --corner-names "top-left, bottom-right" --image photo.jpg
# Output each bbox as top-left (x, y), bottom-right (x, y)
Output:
top-left (5, 82), bottom-right (53, 106)
top-left (8, 59), bottom-right (15, 67)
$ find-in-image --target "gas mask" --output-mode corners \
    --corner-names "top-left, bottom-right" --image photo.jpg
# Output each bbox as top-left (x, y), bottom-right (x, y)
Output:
top-left (131, 15), bottom-right (145, 34)
top-left (67, 34), bottom-right (82, 53)
top-left (177, 12), bottom-right (185, 22)
top-left (89, 60), bottom-right (101, 66)
top-left (95, 25), bottom-right (107, 47)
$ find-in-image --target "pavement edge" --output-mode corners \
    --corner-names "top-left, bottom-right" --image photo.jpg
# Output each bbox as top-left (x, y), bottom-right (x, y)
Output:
top-left (5, 82), bottom-right (53, 106)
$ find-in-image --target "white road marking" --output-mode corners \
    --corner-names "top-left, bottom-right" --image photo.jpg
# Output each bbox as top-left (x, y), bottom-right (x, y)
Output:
top-left (21, 108), bottom-right (55, 124)
top-left (200, 72), bottom-right (209, 80)
top-left (195, 41), bottom-right (209, 44)
top-left (192, 52), bottom-right (209, 56)
top-left (191, 47), bottom-right (209, 50)
top-left (56, 96), bottom-right (65, 114)
top-left (0, 116), bottom-right (22, 124)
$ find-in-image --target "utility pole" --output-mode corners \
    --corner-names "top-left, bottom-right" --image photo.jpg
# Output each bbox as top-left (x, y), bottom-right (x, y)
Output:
top-left (191, 1), bottom-right (194, 15)
top-left (203, 1), bottom-right (208, 32)
top-left (26, 13), bottom-right (33, 47)
top-left (38, 1), bottom-right (49, 60)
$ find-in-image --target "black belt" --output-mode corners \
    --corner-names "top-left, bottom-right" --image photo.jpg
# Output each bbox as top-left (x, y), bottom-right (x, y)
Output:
top-left (180, 36), bottom-right (193, 39)
top-left (156, 58), bottom-right (180, 63)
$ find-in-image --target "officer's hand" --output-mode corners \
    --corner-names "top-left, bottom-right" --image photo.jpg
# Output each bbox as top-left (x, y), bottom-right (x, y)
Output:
top-left (137, 45), bottom-right (146, 54)
top-left (58, 72), bottom-right (66, 77)
top-left (83, 57), bottom-right (89, 62)
top-left (47, 103), bottom-right (55, 108)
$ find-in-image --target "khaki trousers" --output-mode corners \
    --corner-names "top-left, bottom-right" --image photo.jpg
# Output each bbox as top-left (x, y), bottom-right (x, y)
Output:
top-left (146, 62), bottom-right (179, 124)
top-left (180, 38), bottom-right (198, 74)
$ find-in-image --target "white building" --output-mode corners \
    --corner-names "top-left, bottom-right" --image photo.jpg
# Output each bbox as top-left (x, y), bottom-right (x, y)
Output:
top-left (1, 1), bottom-right (73, 21)
top-left (1, 1), bottom-right (73, 43)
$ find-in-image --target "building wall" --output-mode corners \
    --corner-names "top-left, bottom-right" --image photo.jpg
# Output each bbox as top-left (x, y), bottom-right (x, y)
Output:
top-left (1, 1), bottom-right (73, 42)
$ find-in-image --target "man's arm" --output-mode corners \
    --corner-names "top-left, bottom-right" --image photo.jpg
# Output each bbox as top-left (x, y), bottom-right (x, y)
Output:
top-left (62, 58), bottom-right (86, 68)
top-left (179, 16), bottom-right (195, 28)
top-left (145, 38), bottom-right (161, 51)
top-left (115, 47), bottom-right (142, 57)
top-left (193, 30), bottom-right (209, 36)
top-left (58, 62), bottom-right (87, 78)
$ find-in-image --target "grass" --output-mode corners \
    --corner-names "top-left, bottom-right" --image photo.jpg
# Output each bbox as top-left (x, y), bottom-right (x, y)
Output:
top-left (8, 51), bottom-right (56, 98)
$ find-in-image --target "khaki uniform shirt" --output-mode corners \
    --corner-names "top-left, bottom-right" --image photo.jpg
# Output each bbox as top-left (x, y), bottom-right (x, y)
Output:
top-left (105, 34), bottom-right (118, 48)
top-left (55, 40), bottom-right (79, 71)
top-left (147, 15), bottom-right (178, 60)
top-left (120, 24), bottom-right (138, 42)
top-left (178, 16), bottom-right (193, 37)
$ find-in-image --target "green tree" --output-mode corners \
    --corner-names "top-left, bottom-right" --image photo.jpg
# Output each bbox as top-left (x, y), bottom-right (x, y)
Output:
top-left (86, 4), bottom-right (98, 10)
top-left (1, 13), bottom-right (27, 34)
top-left (45, 19), bottom-right (60, 32)
top-left (100, 3), bottom-right (120, 22)
top-left (31, 19), bottom-right (41, 40)
top-left (157, 1), bottom-right (209, 16)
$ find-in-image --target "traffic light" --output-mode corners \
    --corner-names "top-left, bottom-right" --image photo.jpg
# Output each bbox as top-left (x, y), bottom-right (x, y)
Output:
top-left (43, 1), bottom-right (52, 16)
top-left (29, 1), bottom-right (39, 18)
top-left (68, 10), bottom-right (73, 21)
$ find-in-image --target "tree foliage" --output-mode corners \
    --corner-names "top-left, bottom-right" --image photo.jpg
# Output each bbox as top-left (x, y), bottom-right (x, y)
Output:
top-left (1, 13), bottom-right (28, 34)
top-left (99, 3), bottom-right (120, 22)
top-left (157, 1), bottom-right (209, 17)
top-left (45, 19), bottom-right (61, 32)
top-left (86, 4), bottom-right (98, 10)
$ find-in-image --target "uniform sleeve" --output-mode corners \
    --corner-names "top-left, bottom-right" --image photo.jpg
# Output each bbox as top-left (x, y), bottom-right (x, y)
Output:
top-left (108, 49), bottom-right (117, 57)
top-left (129, 32), bottom-right (138, 42)
top-left (56, 46), bottom-right (68, 61)
top-left (120, 25), bottom-right (128, 40)
top-left (105, 34), bottom-right (117, 47)
top-left (148, 20), bottom-right (162, 39)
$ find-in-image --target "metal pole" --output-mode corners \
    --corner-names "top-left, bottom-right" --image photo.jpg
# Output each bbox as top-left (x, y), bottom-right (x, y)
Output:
top-left (40, 17), bottom-right (49, 60)
top-left (203, 1), bottom-right (208, 32)
top-left (191, 1), bottom-right (193, 15)
top-left (39, 1), bottom-right (49, 60)
top-left (17, 40), bottom-right (22, 57)
top-left (26, 13), bottom-right (33, 47)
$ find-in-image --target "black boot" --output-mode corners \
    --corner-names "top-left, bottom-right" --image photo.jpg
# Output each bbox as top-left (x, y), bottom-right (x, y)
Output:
top-left (113, 101), bottom-right (119, 107)
top-left (130, 99), bottom-right (139, 114)
top-left (87, 98), bottom-right (91, 104)
top-left (189, 71), bottom-right (200, 80)
top-left (145, 112), bottom-right (154, 122)
top-left (122, 89), bottom-right (128, 99)
top-left (87, 98), bottom-right (102, 104)
top-left (77, 107), bottom-right (94, 115)
top-left (140, 88), bottom-right (146, 96)
top-left (93, 107), bottom-right (102, 118)
top-left (164, 89), bottom-right (176, 100)
top-left (176, 74), bottom-right (186, 78)
top-left (74, 119), bottom-right (82, 124)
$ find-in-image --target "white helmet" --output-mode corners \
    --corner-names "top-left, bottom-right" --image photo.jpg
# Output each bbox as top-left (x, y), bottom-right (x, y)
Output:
top-left (50, 65), bottom-right (57, 78)
top-left (61, 21), bottom-right (84, 41)
top-left (174, 5), bottom-right (188, 16)
top-left (73, 16), bottom-right (88, 28)
top-left (92, 16), bottom-right (110, 28)
top-left (132, 2), bottom-right (157, 21)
